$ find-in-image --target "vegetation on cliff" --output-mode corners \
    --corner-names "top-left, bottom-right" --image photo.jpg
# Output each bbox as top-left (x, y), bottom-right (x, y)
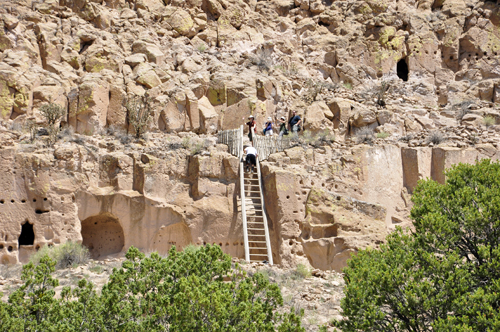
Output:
top-left (336, 159), bottom-right (500, 331)
top-left (0, 245), bottom-right (304, 331)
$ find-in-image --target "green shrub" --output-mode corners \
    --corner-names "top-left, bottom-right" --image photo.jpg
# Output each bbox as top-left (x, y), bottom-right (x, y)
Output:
top-left (29, 241), bottom-right (89, 269)
top-left (335, 160), bottom-right (500, 331)
top-left (197, 43), bottom-right (207, 53)
top-left (295, 263), bottom-right (311, 279)
top-left (376, 131), bottom-right (390, 139)
top-left (39, 102), bottom-right (65, 145)
top-left (3, 245), bottom-right (305, 331)
top-left (484, 115), bottom-right (496, 127)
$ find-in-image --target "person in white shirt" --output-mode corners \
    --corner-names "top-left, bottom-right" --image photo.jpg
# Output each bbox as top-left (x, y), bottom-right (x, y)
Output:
top-left (244, 145), bottom-right (258, 173)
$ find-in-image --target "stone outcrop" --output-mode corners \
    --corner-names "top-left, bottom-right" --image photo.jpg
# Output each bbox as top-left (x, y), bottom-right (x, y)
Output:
top-left (2, 0), bottom-right (500, 271)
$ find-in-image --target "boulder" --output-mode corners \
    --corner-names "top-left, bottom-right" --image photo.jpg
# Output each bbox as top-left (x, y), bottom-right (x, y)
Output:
top-left (304, 101), bottom-right (333, 134)
top-left (198, 96), bottom-right (218, 134)
top-left (70, 79), bottom-right (110, 134)
top-left (132, 41), bottom-right (165, 65)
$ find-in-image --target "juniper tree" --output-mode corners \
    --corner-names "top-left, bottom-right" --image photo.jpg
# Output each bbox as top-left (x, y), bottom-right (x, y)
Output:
top-left (335, 159), bottom-right (500, 332)
top-left (1, 245), bottom-right (304, 332)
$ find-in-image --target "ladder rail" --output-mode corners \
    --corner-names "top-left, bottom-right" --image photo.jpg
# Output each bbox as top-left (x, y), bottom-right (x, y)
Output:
top-left (256, 157), bottom-right (273, 265)
top-left (239, 125), bottom-right (250, 263)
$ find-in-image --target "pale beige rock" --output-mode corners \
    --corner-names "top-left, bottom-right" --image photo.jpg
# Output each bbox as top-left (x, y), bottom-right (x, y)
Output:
top-left (71, 79), bottom-right (110, 134)
top-left (304, 101), bottom-right (333, 134)
top-left (198, 96), bottom-right (218, 134)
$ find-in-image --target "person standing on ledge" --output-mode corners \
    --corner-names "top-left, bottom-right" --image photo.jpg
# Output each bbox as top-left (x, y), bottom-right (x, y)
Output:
top-left (264, 117), bottom-right (274, 136)
top-left (246, 115), bottom-right (256, 142)
top-left (244, 144), bottom-right (258, 173)
top-left (288, 111), bottom-right (302, 134)
top-left (278, 116), bottom-right (288, 137)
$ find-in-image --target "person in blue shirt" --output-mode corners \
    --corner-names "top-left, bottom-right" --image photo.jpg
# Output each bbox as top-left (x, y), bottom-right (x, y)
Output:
top-left (288, 111), bottom-right (302, 133)
top-left (264, 117), bottom-right (274, 136)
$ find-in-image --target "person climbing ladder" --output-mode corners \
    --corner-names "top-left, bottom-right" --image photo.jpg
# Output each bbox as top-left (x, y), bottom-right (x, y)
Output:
top-left (244, 144), bottom-right (258, 173)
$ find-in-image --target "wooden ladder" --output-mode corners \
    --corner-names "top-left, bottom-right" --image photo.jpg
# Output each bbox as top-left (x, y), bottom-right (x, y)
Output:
top-left (239, 144), bottom-right (273, 265)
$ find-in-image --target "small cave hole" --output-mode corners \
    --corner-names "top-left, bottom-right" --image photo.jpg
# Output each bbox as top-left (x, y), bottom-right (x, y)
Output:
top-left (0, 244), bottom-right (3, 249)
top-left (318, 21), bottom-right (329, 27)
top-left (299, 179), bottom-right (304, 185)
top-left (219, 243), bottom-right (222, 247)
top-left (286, 195), bottom-right (290, 199)
top-left (397, 58), bottom-right (409, 81)
top-left (21, 199), bottom-right (26, 203)
top-left (8, 246), bottom-right (13, 252)
top-left (10, 200), bottom-right (14, 203)
top-left (203, 241), bottom-right (207, 245)
top-left (0, 199), bottom-right (3, 204)
top-left (79, 40), bottom-right (94, 54)
top-left (35, 245), bottom-right (40, 251)
top-left (449, 56), bottom-right (453, 60)
top-left (33, 198), bottom-right (36, 202)
top-left (19, 221), bottom-right (35, 246)
top-left (35, 209), bottom-right (49, 214)
top-left (334, 184), bottom-right (338, 189)
top-left (43, 198), bottom-right (47, 201)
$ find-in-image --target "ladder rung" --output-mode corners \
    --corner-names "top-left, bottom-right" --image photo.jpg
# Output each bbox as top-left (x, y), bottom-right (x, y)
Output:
top-left (245, 190), bottom-right (261, 193)
top-left (250, 254), bottom-right (269, 257)
top-left (249, 241), bottom-right (267, 244)
top-left (248, 228), bottom-right (264, 230)
top-left (247, 209), bottom-right (263, 212)
top-left (248, 234), bottom-right (266, 237)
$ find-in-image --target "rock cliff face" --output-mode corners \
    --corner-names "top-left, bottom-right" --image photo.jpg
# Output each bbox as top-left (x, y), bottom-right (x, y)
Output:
top-left (2, 0), bottom-right (500, 270)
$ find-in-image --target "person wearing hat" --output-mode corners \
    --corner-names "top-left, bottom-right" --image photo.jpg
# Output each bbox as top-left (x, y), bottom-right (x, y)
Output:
top-left (288, 110), bottom-right (302, 134)
top-left (263, 116), bottom-right (274, 136)
top-left (278, 116), bottom-right (288, 137)
top-left (246, 115), bottom-right (256, 141)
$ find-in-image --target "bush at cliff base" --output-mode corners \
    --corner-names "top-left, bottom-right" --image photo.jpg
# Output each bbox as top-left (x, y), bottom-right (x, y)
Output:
top-left (0, 244), bottom-right (304, 331)
top-left (335, 159), bottom-right (500, 332)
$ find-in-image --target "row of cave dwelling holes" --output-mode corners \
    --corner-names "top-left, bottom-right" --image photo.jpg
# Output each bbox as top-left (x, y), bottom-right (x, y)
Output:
top-left (0, 198), bottom-right (48, 204)
top-left (194, 242), bottom-right (244, 246)
top-left (0, 195), bottom-right (75, 205)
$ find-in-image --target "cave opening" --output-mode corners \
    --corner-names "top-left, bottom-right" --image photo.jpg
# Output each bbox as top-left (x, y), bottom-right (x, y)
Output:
top-left (81, 214), bottom-right (124, 259)
top-left (397, 58), bottom-right (409, 81)
top-left (19, 221), bottom-right (35, 246)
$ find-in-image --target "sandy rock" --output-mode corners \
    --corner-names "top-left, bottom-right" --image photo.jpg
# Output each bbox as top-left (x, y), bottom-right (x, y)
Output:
top-left (132, 41), bottom-right (165, 65)
top-left (198, 96), bottom-right (218, 134)
top-left (304, 101), bottom-right (333, 134)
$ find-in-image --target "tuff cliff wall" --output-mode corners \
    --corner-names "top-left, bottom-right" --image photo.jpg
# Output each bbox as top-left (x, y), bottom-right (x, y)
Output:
top-left (2, 0), bottom-right (500, 270)
top-left (0, 128), bottom-right (498, 271)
